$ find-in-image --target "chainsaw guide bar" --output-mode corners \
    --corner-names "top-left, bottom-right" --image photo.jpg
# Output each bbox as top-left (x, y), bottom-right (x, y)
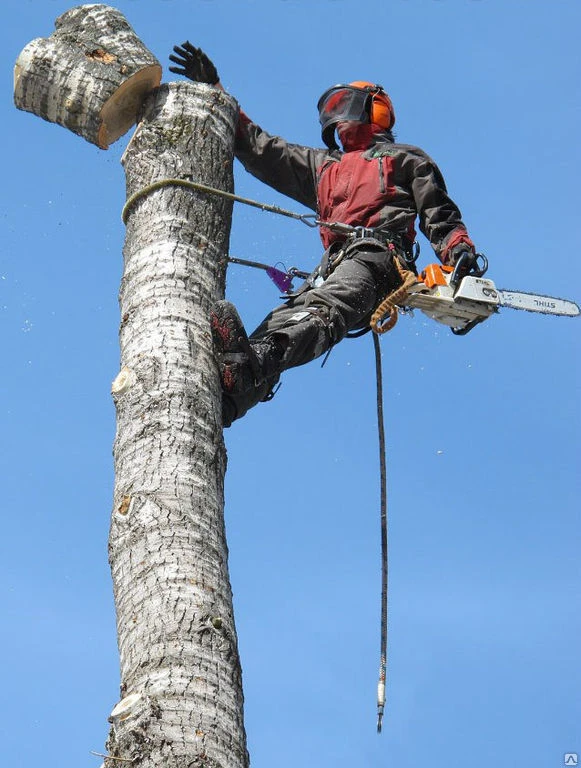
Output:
top-left (402, 264), bottom-right (580, 334)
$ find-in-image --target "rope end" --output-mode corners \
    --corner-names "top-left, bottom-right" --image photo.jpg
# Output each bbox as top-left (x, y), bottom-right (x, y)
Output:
top-left (376, 677), bottom-right (386, 733)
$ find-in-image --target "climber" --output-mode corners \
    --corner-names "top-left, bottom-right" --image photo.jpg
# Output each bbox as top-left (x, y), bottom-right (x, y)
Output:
top-left (169, 42), bottom-right (482, 427)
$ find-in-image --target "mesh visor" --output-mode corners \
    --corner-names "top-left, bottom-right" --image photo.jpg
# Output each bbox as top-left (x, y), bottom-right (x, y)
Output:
top-left (317, 86), bottom-right (370, 128)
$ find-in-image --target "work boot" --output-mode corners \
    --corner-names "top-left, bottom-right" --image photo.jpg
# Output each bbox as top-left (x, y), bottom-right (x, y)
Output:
top-left (220, 340), bottom-right (283, 397)
top-left (210, 301), bottom-right (285, 425)
top-left (221, 372), bottom-right (280, 427)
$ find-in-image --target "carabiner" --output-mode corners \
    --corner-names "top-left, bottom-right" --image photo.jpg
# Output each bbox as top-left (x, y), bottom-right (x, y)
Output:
top-left (299, 213), bottom-right (320, 228)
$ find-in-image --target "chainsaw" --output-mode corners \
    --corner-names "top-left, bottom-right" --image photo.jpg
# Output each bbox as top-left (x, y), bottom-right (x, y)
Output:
top-left (229, 252), bottom-right (580, 334)
top-left (400, 253), bottom-right (580, 334)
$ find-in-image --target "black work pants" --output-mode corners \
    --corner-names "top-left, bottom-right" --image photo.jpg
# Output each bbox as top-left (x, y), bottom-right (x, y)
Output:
top-left (249, 243), bottom-right (400, 370)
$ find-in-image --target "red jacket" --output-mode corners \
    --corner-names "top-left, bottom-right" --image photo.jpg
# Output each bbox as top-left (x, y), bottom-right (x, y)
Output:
top-left (235, 112), bottom-right (473, 263)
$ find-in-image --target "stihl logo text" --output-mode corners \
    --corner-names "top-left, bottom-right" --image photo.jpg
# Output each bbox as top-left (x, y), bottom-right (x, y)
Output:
top-left (534, 299), bottom-right (557, 309)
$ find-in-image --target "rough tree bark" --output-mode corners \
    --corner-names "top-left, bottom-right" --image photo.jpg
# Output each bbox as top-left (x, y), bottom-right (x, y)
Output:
top-left (14, 4), bottom-right (161, 148)
top-left (108, 81), bottom-right (246, 768)
top-left (15, 6), bottom-right (248, 768)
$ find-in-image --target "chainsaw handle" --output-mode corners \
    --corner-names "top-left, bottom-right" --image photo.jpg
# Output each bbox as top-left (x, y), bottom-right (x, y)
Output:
top-left (450, 252), bottom-right (488, 287)
top-left (475, 252), bottom-right (488, 276)
top-left (451, 317), bottom-right (485, 336)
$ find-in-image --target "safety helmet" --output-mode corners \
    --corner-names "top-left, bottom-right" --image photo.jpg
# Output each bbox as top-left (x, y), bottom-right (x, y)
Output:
top-left (317, 81), bottom-right (395, 150)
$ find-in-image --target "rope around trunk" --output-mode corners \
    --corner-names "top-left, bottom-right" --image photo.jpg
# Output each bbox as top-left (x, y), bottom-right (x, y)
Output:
top-left (121, 177), bottom-right (319, 227)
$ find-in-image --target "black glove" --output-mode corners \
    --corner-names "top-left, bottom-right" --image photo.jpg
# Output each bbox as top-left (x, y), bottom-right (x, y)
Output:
top-left (449, 246), bottom-right (487, 286)
top-left (169, 42), bottom-right (219, 85)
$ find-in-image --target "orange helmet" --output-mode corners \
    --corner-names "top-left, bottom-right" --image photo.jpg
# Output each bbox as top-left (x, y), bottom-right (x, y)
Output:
top-left (317, 82), bottom-right (395, 149)
top-left (349, 81), bottom-right (395, 130)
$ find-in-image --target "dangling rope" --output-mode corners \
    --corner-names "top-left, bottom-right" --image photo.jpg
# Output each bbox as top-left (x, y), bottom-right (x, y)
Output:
top-left (372, 332), bottom-right (388, 733)
top-left (370, 260), bottom-right (418, 733)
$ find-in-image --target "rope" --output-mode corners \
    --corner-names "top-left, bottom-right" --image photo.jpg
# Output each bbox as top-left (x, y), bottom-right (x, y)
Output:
top-left (370, 256), bottom-right (416, 729)
top-left (373, 332), bottom-right (388, 733)
top-left (370, 259), bottom-right (418, 334)
top-left (121, 177), bottom-right (319, 227)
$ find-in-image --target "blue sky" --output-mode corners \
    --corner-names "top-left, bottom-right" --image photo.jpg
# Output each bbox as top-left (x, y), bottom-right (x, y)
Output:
top-left (2, 1), bottom-right (580, 767)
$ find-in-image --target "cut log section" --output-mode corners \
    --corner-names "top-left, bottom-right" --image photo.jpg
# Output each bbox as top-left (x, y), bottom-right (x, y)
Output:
top-left (14, 4), bottom-right (162, 149)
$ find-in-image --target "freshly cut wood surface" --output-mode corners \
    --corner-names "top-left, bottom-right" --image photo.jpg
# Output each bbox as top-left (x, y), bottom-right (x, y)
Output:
top-left (14, 4), bottom-right (161, 148)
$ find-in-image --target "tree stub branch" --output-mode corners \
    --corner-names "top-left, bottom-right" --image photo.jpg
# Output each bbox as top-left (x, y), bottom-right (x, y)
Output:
top-left (90, 751), bottom-right (135, 764)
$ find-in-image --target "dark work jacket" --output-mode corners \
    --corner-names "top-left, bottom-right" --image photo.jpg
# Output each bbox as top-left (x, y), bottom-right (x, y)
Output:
top-left (235, 112), bottom-right (474, 263)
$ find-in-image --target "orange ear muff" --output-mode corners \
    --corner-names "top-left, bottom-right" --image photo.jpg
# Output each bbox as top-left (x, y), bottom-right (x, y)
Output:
top-left (347, 81), bottom-right (396, 131)
top-left (370, 91), bottom-right (395, 131)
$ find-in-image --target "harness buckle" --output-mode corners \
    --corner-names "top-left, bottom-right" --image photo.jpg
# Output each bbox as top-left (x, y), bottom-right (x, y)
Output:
top-left (349, 226), bottom-right (378, 241)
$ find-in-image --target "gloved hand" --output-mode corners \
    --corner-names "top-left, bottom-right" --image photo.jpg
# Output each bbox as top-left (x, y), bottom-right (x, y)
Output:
top-left (169, 42), bottom-right (219, 85)
top-left (449, 246), bottom-right (486, 285)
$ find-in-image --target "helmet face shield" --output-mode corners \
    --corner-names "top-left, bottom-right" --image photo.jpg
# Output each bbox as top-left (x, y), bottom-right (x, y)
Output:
top-left (317, 86), bottom-right (370, 129)
top-left (317, 83), bottom-right (390, 150)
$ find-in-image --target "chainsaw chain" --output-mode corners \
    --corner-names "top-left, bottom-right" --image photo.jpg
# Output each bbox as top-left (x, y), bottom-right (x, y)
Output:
top-left (498, 288), bottom-right (580, 317)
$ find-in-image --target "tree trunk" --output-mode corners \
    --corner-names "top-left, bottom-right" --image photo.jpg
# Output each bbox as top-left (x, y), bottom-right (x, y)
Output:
top-left (14, 4), bottom-right (161, 148)
top-left (107, 81), bottom-right (246, 768)
top-left (14, 5), bottom-right (247, 766)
